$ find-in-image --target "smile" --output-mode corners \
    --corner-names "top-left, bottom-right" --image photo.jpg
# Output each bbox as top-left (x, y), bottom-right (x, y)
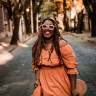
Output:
top-left (44, 32), bottom-right (51, 34)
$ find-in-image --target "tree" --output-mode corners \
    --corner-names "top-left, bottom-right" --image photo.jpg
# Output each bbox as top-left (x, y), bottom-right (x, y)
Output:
top-left (77, 10), bottom-right (84, 34)
top-left (68, 0), bottom-right (84, 33)
top-left (32, 0), bottom-right (43, 33)
top-left (23, 0), bottom-right (31, 35)
top-left (0, 0), bottom-right (26, 45)
top-left (40, 0), bottom-right (57, 19)
top-left (63, 0), bottom-right (69, 31)
top-left (83, 0), bottom-right (96, 37)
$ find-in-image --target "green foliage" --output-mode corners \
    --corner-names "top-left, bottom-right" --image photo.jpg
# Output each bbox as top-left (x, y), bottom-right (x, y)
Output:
top-left (39, 0), bottom-right (63, 19)
top-left (40, 1), bottom-right (55, 18)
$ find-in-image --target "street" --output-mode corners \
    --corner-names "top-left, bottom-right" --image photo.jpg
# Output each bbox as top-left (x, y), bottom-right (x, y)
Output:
top-left (63, 35), bottom-right (96, 96)
top-left (0, 34), bottom-right (96, 96)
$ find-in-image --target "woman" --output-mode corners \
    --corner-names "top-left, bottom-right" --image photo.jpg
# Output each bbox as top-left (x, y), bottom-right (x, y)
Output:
top-left (32, 18), bottom-right (79, 96)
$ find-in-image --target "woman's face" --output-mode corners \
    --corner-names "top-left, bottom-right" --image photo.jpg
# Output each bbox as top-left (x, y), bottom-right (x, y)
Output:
top-left (42, 20), bottom-right (55, 39)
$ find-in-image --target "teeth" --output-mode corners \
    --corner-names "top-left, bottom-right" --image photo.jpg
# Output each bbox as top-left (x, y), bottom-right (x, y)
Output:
top-left (45, 32), bottom-right (50, 34)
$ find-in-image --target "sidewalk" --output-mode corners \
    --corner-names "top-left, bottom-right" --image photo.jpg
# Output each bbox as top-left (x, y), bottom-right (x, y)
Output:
top-left (0, 33), bottom-right (37, 53)
top-left (0, 33), bottom-right (37, 65)
top-left (61, 31), bottom-right (96, 44)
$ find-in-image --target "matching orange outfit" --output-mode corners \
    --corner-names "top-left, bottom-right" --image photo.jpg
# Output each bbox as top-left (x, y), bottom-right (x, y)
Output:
top-left (32, 44), bottom-right (78, 96)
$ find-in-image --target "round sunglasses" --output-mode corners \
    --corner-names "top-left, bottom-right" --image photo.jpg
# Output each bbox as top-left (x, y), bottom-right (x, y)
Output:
top-left (42, 24), bottom-right (55, 30)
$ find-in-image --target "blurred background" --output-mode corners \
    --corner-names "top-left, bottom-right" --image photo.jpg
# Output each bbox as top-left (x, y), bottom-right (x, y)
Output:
top-left (0, 0), bottom-right (96, 96)
top-left (0, 0), bottom-right (96, 45)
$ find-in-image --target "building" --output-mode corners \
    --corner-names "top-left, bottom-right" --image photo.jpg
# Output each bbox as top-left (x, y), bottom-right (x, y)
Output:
top-left (0, 4), bottom-right (26, 42)
top-left (0, 4), bottom-right (13, 40)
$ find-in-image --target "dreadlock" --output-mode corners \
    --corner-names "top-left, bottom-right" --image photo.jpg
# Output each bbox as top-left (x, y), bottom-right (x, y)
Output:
top-left (32, 18), bottom-right (67, 67)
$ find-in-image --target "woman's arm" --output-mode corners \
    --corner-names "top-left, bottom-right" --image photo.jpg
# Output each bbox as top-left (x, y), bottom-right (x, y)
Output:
top-left (69, 74), bottom-right (79, 96)
top-left (34, 70), bottom-right (40, 88)
top-left (36, 70), bottom-right (40, 81)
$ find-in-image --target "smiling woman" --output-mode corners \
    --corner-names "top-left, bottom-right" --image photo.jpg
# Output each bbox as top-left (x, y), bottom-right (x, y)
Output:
top-left (32, 18), bottom-right (79, 96)
top-left (42, 20), bottom-right (55, 40)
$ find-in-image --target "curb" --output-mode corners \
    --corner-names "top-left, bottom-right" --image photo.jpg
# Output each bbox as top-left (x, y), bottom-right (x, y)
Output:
top-left (8, 45), bottom-right (18, 52)
top-left (87, 40), bottom-right (96, 44)
top-left (70, 33), bottom-right (78, 37)
top-left (5, 33), bottom-right (37, 53)
top-left (21, 33), bottom-right (37, 43)
top-left (61, 32), bottom-right (96, 44)
top-left (61, 32), bottom-right (78, 37)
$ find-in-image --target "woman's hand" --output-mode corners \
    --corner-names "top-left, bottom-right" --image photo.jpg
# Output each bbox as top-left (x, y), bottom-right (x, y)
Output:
top-left (72, 88), bottom-right (79, 96)
top-left (34, 80), bottom-right (41, 88)
top-left (69, 74), bottom-right (79, 96)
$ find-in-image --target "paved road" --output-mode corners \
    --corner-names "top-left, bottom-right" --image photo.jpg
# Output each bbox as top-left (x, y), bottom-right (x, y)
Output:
top-left (0, 36), bottom-right (37, 96)
top-left (63, 35), bottom-right (96, 96)
top-left (0, 34), bottom-right (96, 96)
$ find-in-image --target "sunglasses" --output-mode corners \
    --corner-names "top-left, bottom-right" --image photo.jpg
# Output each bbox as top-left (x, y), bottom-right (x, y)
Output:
top-left (42, 24), bottom-right (55, 30)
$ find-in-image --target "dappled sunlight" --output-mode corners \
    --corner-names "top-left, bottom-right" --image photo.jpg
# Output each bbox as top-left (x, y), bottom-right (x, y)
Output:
top-left (56, 13), bottom-right (64, 30)
top-left (0, 45), bottom-right (4, 50)
top-left (74, 0), bottom-right (84, 13)
top-left (18, 43), bottom-right (29, 48)
top-left (0, 42), bottom-right (10, 47)
top-left (71, 7), bottom-right (76, 19)
top-left (69, 0), bottom-right (84, 19)
top-left (0, 51), bottom-right (14, 65)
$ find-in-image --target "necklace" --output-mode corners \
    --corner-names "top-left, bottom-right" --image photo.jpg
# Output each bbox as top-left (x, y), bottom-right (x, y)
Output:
top-left (44, 43), bottom-right (53, 63)
top-left (45, 43), bottom-right (53, 51)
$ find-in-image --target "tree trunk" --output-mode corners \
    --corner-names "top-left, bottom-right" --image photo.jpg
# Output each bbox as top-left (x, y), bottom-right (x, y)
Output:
top-left (91, 15), bottom-right (96, 37)
top-left (83, 0), bottom-right (96, 37)
top-left (23, 0), bottom-right (32, 35)
top-left (64, 13), bottom-right (69, 31)
top-left (10, 14), bottom-right (20, 45)
top-left (26, 18), bottom-right (31, 35)
top-left (33, 13), bottom-right (37, 33)
top-left (30, 0), bottom-right (33, 33)
top-left (32, 0), bottom-right (43, 33)
top-left (77, 10), bottom-right (83, 34)
top-left (91, 2), bottom-right (96, 37)
top-left (63, 0), bottom-right (69, 31)
top-left (24, 12), bottom-right (31, 35)
top-left (88, 17), bottom-right (91, 32)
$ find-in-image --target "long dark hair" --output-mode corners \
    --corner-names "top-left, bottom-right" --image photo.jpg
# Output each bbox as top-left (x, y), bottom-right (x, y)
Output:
top-left (32, 18), bottom-right (66, 66)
